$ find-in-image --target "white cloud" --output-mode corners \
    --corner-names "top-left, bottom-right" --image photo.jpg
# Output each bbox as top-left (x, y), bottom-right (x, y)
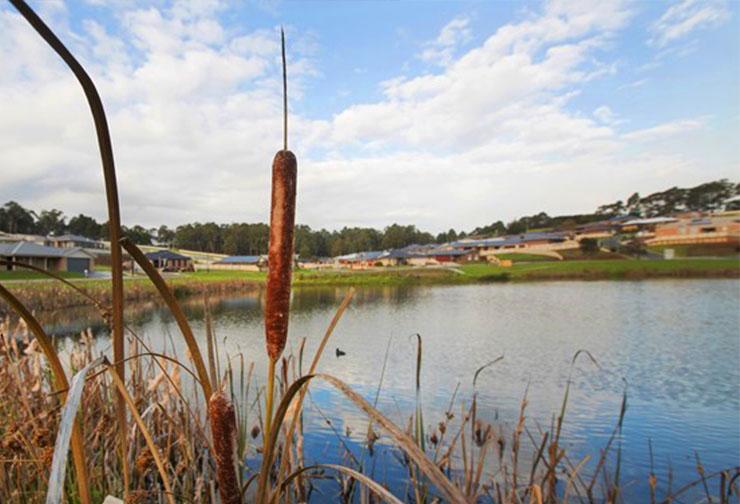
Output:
top-left (593, 105), bottom-right (618, 125)
top-left (0, 0), bottom-right (733, 234)
top-left (649, 0), bottom-right (730, 48)
top-left (418, 16), bottom-right (472, 67)
top-left (621, 118), bottom-right (705, 141)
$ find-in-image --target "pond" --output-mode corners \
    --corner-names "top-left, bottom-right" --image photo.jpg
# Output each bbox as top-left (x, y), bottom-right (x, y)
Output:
top-left (45, 279), bottom-right (740, 501)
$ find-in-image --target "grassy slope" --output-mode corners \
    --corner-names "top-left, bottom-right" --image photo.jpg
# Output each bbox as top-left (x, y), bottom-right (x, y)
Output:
top-left (493, 253), bottom-right (557, 262)
top-left (0, 270), bottom-right (84, 281)
top-left (1, 258), bottom-right (738, 291)
top-left (460, 258), bottom-right (740, 281)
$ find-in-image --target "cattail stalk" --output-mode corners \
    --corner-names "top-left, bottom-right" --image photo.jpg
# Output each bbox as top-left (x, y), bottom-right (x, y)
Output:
top-left (209, 391), bottom-right (241, 504)
top-left (264, 28), bottom-right (297, 440)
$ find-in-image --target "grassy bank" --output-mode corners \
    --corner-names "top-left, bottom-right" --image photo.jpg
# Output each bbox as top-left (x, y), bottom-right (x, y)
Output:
top-left (0, 258), bottom-right (737, 315)
top-left (245, 257), bottom-right (740, 285)
top-left (1, 258), bottom-right (738, 292)
top-left (0, 270), bottom-right (84, 281)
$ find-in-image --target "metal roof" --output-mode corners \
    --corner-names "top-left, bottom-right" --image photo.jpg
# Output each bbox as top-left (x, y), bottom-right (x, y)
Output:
top-left (622, 217), bottom-right (678, 226)
top-left (47, 234), bottom-right (99, 243)
top-left (145, 249), bottom-right (191, 261)
top-left (216, 255), bottom-right (263, 264)
top-left (0, 241), bottom-right (91, 258)
top-left (453, 232), bottom-right (567, 248)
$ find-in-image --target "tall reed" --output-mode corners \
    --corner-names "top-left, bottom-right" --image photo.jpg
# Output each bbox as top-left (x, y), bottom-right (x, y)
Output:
top-left (264, 27), bottom-right (298, 440)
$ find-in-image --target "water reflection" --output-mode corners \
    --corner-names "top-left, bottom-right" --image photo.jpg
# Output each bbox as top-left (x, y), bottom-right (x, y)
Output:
top-left (33, 280), bottom-right (740, 501)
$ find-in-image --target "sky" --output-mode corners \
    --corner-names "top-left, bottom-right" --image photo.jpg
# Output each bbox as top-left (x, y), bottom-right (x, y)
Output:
top-left (0, 0), bottom-right (738, 233)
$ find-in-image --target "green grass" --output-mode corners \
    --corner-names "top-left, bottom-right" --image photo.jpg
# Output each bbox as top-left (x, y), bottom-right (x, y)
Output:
top-left (178, 269), bottom-right (266, 282)
top-left (0, 270), bottom-right (84, 281)
top-left (3, 258), bottom-right (738, 291)
top-left (648, 243), bottom-right (740, 258)
top-left (459, 258), bottom-right (740, 281)
top-left (494, 253), bottom-right (558, 262)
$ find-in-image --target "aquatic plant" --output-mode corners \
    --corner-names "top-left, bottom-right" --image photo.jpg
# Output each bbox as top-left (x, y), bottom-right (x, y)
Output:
top-left (0, 2), bottom-right (737, 503)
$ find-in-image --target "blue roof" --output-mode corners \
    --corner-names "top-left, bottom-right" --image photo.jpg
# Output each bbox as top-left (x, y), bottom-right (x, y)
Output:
top-left (453, 232), bottom-right (567, 248)
top-left (217, 255), bottom-right (262, 264)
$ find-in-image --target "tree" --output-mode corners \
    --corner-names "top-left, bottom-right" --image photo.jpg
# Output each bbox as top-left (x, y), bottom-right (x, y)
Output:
top-left (68, 214), bottom-right (105, 239)
top-left (35, 209), bottom-right (66, 236)
top-left (625, 192), bottom-right (642, 216)
top-left (0, 201), bottom-right (36, 234)
top-left (685, 179), bottom-right (735, 211)
top-left (436, 228), bottom-right (459, 243)
top-left (596, 200), bottom-right (624, 216)
top-left (157, 225), bottom-right (176, 247)
top-left (579, 238), bottom-right (599, 255)
top-left (470, 221), bottom-right (505, 237)
top-left (123, 225), bottom-right (153, 245)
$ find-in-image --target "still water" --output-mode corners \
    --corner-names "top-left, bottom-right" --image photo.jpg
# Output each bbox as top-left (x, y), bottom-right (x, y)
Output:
top-left (50, 280), bottom-right (739, 501)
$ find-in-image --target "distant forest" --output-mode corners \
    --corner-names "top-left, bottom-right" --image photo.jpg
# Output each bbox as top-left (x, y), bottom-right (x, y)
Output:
top-left (1, 179), bottom-right (737, 258)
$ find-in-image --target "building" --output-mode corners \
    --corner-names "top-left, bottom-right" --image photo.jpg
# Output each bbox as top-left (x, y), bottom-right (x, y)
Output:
top-left (0, 231), bottom-right (46, 245)
top-left (144, 250), bottom-right (193, 272)
top-left (0, 242), bottom-right (95, 273)
top-left (211, 255), bottom-right (267, 272)
top-left (334, 251), bottom-right (386, 269)
top-left (454, 232), bottom-right (575, 255)
top-left (46, 234), bottom-right (106, 250)
top-left (649, 213), bottom-right (740, 248)
top-left (618, 217), bottom-right (678, 237)
top-left (402, 247), bottom-right (478, 266)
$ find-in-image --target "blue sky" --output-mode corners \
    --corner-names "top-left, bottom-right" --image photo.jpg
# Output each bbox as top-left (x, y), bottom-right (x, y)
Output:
top-left (0, 0), bottom-right (737, 232)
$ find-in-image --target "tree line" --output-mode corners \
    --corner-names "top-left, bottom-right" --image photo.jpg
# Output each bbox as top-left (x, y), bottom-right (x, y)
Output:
top-left (1, 178), bottom-right (737, 258)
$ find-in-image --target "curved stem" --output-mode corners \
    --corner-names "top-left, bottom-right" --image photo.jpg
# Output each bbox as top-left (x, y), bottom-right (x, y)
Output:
top-left (7, 0), bottom-right (128, 494)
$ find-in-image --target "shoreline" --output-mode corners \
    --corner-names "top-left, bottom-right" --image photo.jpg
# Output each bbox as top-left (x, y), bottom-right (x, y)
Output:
top-left (0, 258), bottom-right (737, 315)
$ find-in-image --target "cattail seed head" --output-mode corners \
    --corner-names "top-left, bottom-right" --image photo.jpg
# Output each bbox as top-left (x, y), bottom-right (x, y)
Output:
top-left (208, 391), bottom-right (240, 504)
top-left (265, 149), bottom-right (297, 361)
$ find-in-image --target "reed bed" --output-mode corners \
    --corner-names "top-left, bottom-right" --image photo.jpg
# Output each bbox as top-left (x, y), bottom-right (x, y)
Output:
top-left (1, 318), bottom-right (737, 503)
top-left (0, 1), bottom-right (737, 502)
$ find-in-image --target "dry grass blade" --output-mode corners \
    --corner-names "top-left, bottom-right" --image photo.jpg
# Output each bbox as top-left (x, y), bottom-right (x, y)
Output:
top-left (317, 373), bottom-right (467, 504)
top-left (104, 357), bottom-right (176, 504)
top-left (46, 357), bottom-right (104, 504)
top-left (7, 1), bottom-right (128, 496)
top-left (274, 288), bottom-right (355, 499)
top-left (280, 464), bottom-right (404, 504)
top-left (121, 237), bottom-right (213, 400)
top-left (472, 355), bottom-right (504, 388)
top-left (262, 371), bottom-right (467, 503)
top-left (279, 288), bottom-right (355, 486)
top-left (0, 282), bottom-right (91, 503)
top-left (258, 375), bottom-right (313, 502)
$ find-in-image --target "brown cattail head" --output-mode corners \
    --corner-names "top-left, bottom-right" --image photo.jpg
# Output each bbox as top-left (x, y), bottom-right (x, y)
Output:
top-left (265, 149), bottom-right (297, 361)
top-left (209, 391), bottom-right (240, 504)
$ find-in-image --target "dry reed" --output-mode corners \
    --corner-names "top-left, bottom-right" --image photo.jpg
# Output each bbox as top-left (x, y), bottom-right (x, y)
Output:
top-left (0, 3), bottom-right (737, 504)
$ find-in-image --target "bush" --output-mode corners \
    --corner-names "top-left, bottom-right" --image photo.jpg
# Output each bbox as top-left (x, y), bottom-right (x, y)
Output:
top-left (579, 238), bottom-right (600, 255)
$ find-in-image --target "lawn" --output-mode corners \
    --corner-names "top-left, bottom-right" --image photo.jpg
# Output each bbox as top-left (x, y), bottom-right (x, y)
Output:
top-left (459, 258), bottom-right (740, 281)
top-left (179, 269), bottom-right (266, 282)
top-left (0, 270), bottom-right (84, 281)
top-left (2, 259), bottom-right (738, 292)
top-left (494, 253), bottom-right (557, 262)
top-left (648, 243), bottom-right (740, 258)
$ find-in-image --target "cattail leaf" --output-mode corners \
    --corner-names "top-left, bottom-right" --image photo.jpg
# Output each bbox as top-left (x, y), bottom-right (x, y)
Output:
top-left (47, 357), bottom-right (104, 504)
top-left (280, 464), bottom-right (404, 504)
